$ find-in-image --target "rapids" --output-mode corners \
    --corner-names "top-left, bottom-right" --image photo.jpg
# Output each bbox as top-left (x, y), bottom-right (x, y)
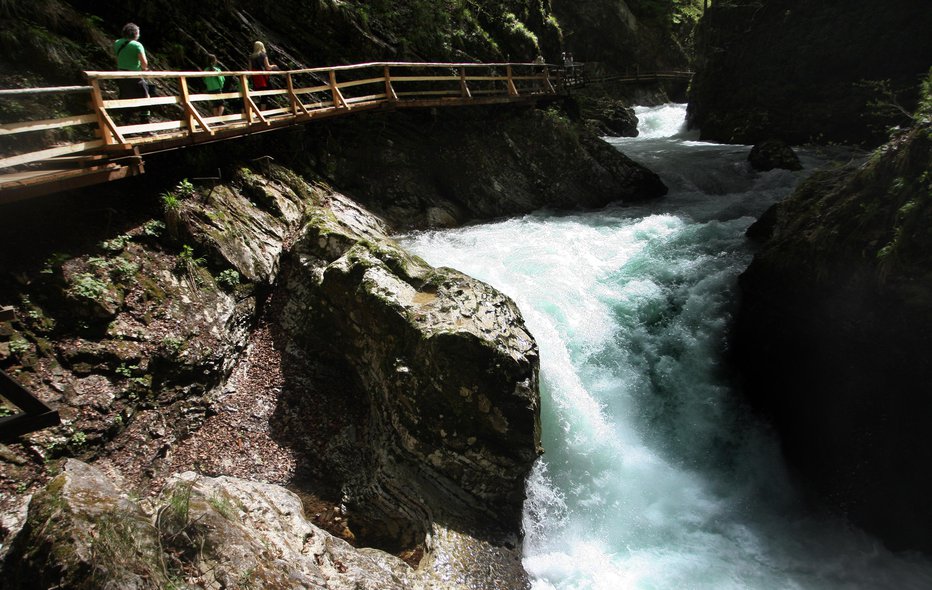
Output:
top-left (401, 104), bottom-right (932, 589)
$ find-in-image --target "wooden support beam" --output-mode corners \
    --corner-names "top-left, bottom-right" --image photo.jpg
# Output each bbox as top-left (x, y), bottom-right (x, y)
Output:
top-left (543, 67), bottom-right (555, 94)
top-left (179, 77), bottom-right (214, 135)
top-left (239, 75), bottom-right (267, 124)
top-left (0, 370), bottom-right (60, 442)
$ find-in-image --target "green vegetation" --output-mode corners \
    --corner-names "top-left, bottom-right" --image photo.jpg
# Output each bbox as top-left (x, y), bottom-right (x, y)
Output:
top-left (100, 234), bottom-right (132, 253)
top-left (9, 336), bottom-right (30, 356)
top-left (161, 336), bottom-right (185, 357)
top-left (215, 269), bottom-right (240, 291)
top-left (142, 220), bottom-right (166, 238)
top-left (67, 273), bottom-right (109, 301)
top-left (345, 0), bottom-right (559, 60)
top-left (175, 245), bottom-right (207, 288)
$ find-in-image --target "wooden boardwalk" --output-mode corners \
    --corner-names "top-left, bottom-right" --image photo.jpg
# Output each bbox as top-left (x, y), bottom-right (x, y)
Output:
top-left (0, 61), bottom-right (563, 203)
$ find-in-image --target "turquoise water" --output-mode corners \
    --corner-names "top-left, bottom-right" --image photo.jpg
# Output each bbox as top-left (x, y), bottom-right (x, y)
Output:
top-left (401, 105), bottom-right (932, 589)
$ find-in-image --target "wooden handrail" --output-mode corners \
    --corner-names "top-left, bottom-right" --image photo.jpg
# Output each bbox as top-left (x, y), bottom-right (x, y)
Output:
top-left (1, 60), bottom-right (560, 181)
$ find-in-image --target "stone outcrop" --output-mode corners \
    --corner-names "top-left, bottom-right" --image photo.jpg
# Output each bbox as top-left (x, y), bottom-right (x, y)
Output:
top-left (733, 122), bottom-right (932, 552)
top-left (3, 460), bottom-right (413, 589)
top-left (276, 105), bottom-right (666, 230)
top-left (688, 0), bottom-right (932, 146)
top-left (278, 192), bottom-right (541, 552)
top-left (747, 139), bottom-right (802, 172)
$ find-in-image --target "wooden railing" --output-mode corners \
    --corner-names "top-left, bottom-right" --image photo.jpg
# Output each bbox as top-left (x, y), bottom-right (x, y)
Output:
top-left (1, 61), bottom-right (561, 175)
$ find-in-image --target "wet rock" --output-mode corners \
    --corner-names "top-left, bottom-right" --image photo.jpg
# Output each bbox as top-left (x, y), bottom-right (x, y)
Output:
top-left (281, 194), bottom-right (541, 551)
top-left (748, 139), bottom-right (802, 171)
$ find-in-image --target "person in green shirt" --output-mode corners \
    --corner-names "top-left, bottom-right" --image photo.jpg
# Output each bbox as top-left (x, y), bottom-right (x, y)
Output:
top-left (204, 54), bottom-right (226, 117)
top-left (113, 23), bottom-right (150, 124)
top-left (114, 23), bottom-right (149, 100)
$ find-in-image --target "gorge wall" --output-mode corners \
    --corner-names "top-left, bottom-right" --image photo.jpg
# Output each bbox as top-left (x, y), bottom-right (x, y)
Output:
top-left (733, 122), bottom-right (932, 552)
top-left (687, 0), bottom-right (932, 146)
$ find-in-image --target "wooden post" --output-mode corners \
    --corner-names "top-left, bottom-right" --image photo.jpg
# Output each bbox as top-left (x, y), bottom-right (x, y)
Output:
top-left (329, 70), bottom-right (346, 109)
top-left (459, 67), bottom-right (472, 99)
top-left (287, 73), bottom-right (298, 115)
top-left (179, 75), bottom-right (213, 135)
top-left (179, 76), bottom-right (194, 132)
top-left (506, 65), bottom-right (519, 96)
top-left (240, 75), bottom-right (254, 123)
top-left (239, 74), bottom-right (266, 124)
top-left (88, 78), bottom-right (122, 145)
top-left (543, 66), bottom-right (555, 94)
top-left (286, 73), bottom-right (310, 117)
top-left (384, 66), bottom-right (398, 102)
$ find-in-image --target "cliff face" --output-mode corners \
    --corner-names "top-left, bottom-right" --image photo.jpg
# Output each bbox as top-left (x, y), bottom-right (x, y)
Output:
top-left (0, 0), bottom-right (561, 87)
top-left (733, 121), bottom-right (932, 552)
top-left (687, 0), bottom-right (932, 145)
top-left (550, 0), bottom-right (691, 72)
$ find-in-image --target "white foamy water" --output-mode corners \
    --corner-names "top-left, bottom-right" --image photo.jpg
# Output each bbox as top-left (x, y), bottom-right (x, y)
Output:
top-left (400, 104), bottom-right (932, 589)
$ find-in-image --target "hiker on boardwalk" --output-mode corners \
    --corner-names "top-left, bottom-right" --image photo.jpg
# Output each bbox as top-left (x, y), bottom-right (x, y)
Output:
top-left (204, 54), bottom-right (226, 117)
top-left (249, 41), bottom-right (279, 109)
top-left (114, 23), bottom-right (150, 121)
top-left (249, 42), bottom-right (278, 90)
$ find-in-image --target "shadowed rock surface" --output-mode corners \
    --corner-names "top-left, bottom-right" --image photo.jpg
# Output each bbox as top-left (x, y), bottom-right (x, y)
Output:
top-left (733, 122), bottom-right (932, 552)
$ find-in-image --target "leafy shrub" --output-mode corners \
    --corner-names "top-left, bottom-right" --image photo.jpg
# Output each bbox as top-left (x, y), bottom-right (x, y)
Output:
top-left (100, 234), bottom-right (132, 252)
top-left (67, 273), bottom-right (109, 301)
top-left (215, 269), bottom-right (240, 291)
top-left (142, 220), bottom-right (166, 238)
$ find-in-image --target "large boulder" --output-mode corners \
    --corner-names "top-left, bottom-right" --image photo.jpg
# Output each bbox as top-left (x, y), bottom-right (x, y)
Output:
top-left (279, 192), bottom-right (542, 551)
top-left (747, 139), bottom-right (802, 171)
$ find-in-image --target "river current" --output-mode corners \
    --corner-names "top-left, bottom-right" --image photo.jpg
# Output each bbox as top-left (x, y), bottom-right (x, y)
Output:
top-left (401, 104), bottom-right (932, 589)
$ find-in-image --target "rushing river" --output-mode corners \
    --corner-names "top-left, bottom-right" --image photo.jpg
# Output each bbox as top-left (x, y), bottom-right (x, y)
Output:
top-left (401, 104), bottom-right (932, 589)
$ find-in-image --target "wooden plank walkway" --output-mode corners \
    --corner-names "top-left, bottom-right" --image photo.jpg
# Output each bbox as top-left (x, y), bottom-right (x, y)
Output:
top-left (0, 61), bottom-right (564, 203)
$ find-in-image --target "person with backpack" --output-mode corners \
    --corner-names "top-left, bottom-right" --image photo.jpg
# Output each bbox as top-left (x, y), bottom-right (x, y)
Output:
top-left (113, 23), bottom-right (150, 121)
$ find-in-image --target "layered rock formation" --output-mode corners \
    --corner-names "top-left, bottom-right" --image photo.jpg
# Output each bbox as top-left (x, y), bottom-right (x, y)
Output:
top-left (688, 0), bottom-right (932, 145)
top-left (733, 122), bottom-right (932, 551)
top-left (4, 460), bottom-right (413, 589)
top-left (278, 192), bottom-right (541, 549)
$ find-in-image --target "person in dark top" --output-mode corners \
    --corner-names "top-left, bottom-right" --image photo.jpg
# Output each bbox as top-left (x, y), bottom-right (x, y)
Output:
top-left (249, 41), bottom-right (279, 110)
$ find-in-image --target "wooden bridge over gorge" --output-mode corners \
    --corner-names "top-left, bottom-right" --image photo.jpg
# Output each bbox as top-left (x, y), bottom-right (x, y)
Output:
top-left (0, 61), bottom-right (565, 203)
top-left (0, 61), bottom-right (691, 204)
